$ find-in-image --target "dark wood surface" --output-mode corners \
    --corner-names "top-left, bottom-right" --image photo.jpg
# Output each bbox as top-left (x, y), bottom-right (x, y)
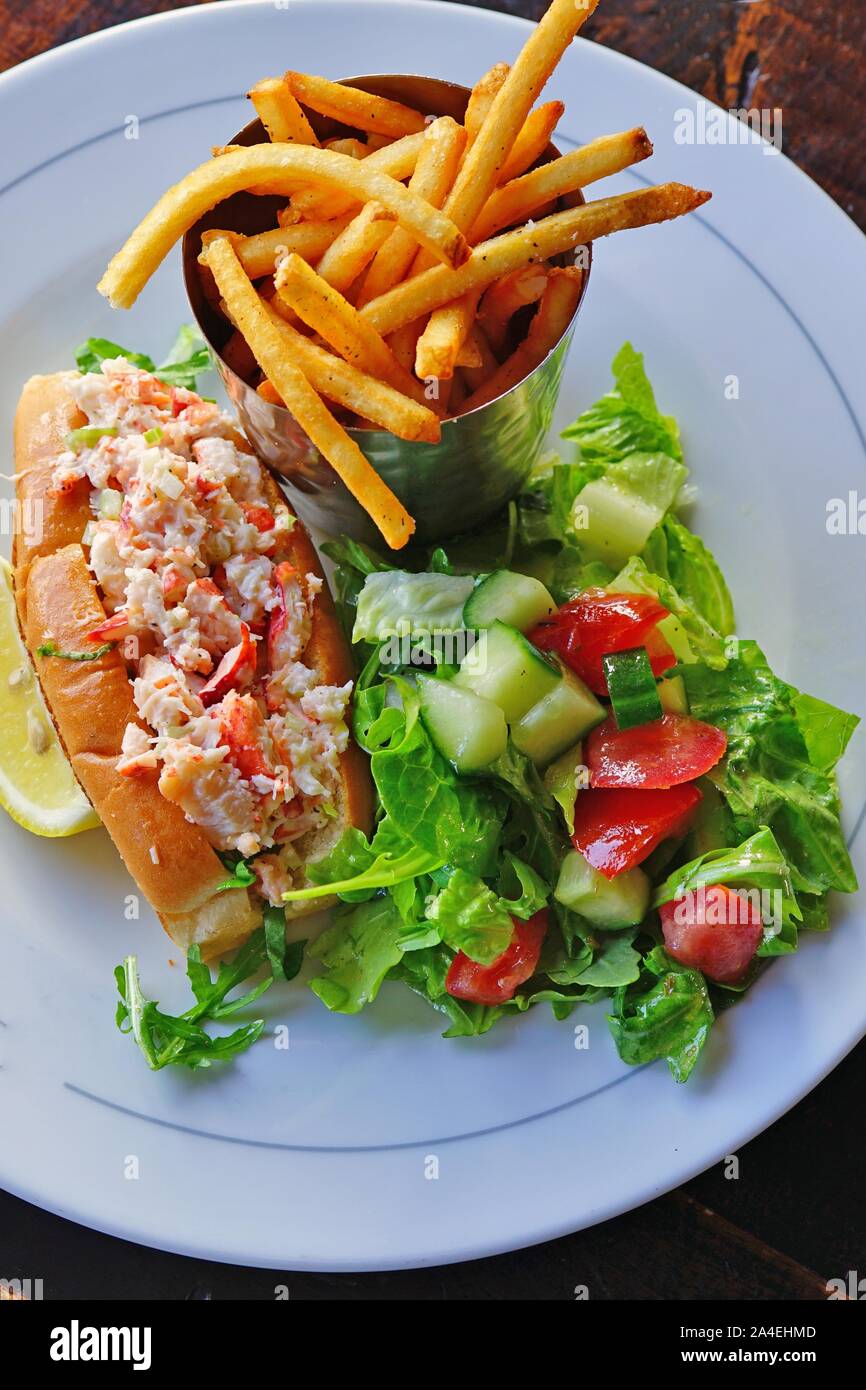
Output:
top-left (0, 0), bottom-right (863, 1300)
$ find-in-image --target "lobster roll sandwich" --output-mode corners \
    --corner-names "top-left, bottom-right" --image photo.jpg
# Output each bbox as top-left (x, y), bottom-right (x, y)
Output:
top-left (13, 359), bottom-right (372, 959)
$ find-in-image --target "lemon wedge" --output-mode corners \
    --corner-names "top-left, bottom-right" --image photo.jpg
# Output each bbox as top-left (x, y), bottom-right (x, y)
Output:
top-left (0, 556), bottom-right (100, 836)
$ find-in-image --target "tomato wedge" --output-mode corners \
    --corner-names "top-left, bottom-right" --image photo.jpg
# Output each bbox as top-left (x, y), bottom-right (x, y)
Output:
top-left (529, 589), bottom-right (674, 695)
top-left (445, 910), bottom-right (549, 1006)
top-left (660, 884), bottom-right (763, 984)
top-left (571, 785), bottom-right (702, 878)
top-left (587, 713), bottom-right (727, 789)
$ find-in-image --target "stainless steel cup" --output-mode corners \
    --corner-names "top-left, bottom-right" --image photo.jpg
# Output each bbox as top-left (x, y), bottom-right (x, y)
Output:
top-left (182, 74), bottom-right (591, 550)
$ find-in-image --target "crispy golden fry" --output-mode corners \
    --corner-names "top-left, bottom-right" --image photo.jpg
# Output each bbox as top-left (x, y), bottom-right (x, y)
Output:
top-left (314, 202), bottom-right (396, 294)
top-left (248, 77), bottom-right (320, 145)
top-left (221, 328), bottom-right (259, 381)
top-left (257, 379), bottom-right (283, 405)
top-left (199, 218), bottom-right (351, 279)
top-left (364, 133), bottom-right (394, 153)
top-left (497, 100), bottom-right (564, 183)
top-left (361, 183), bottom-right (711, 336)
top-left (415, 292), bottom-right (482, 381)
top-left (386, 320), bottom-right (424, 374)
top-left (274, 252), bottom-right (429, 405)
top-left (464, 63), bottom-right (510, 147)
top-left (473, 128), bottom-right (653, 241)
top-left (454, 336), bottom-right (482, 370)
top-left (358, 117), bottom-right (467, 305)
top-left (205, 237), bottom-right (414, 549)
top-left (448, 370), bottom-right (469, 413)
top-left (285, 71), bottom-right (427, 138)
top-left (461, 267), bottom-right (582, 411)
top-left (259, 302), bottom-right (440, 442)
top-left (479, 264), bottom-right (549, 355)
top-left (98, 144), bottom-right (469, 309)
top-left (290, 129), bottom-right (426, 219)
top-left (460, 324), bottom-right (501, 394)
top-left (324, 137), bottom-right (369, 158)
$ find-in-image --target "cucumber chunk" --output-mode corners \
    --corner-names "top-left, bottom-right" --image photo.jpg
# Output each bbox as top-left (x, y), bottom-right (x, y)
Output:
top-left (455, 621), bottom-right (559, 723)
top-left (571, 479), bottom-right (662, 570)
top-left (555, 850), bottom-right (650, 929)
top-left (418, 676), bottom-right (507, 773)
top-left (464, 570), bottom-right (555, 633)
top-left (512, 665), bottom-right (605, 765)
top-left (658, 673), bottom-right (689, 714)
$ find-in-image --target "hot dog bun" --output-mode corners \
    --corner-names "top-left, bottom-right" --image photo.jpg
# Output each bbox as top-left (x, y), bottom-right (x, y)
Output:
top-left (14, 372), bottom-right (372, 959)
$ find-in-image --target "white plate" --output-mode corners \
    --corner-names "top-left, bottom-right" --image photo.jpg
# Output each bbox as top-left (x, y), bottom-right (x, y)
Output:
top-left (1, 0), bottom-right (864, 1273)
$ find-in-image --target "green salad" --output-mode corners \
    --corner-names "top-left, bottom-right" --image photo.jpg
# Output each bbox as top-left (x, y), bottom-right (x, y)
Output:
top-left (116, 342), bottom-right (859, 1081)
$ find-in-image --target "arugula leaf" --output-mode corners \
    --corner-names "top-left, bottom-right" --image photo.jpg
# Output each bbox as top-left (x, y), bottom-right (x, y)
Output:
top-left (216, 851), bottom-right (257, 892)
top-left (115, 931), bottom-right (275, 1071)
top-left (74, 326), bottom-right (212, 392)
top-left (308, 896), bottom-right (405, 1014)
top-left (607, 945), bottom-right (714, 1082)
top-left (394, 945), bottom-right (506, 1036)
top-left (549, 930), bottom-right (642, 989)
top-left (263, 906), bottom-right (305, 982)
top-left (154, 324), bottom-right (212, 389)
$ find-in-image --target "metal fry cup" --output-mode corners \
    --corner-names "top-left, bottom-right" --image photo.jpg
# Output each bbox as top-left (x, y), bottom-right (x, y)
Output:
top-left (182, 74), bottom-right (591, 550)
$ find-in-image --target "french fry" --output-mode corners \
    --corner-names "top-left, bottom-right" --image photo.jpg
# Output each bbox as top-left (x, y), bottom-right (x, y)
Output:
top-left (461, 268), bottom-right (582, 411)
top-left (313, 201), bottom-right (396, 294)
top-left (415, 292), bottom-right (482, 381)
top-left (274, 252), bottom-right (429, 405)
top-left (360, 184), bottom-right (712, 337)
top-left (248, 76), bottom-right (319, 145)
top-left (98, 144), bottom-right (469, 309)
top-left (285, 72), bottom-right (427, 138)
top-left (358, 117), bottom-right (467, 305)
top-left (204, 237), bottom-right (415, 549)
top-left (386, 320), bottom-right (424, 374)
top-left (464, 63), bottom-right (510, 147)
top-left (454, 336), bottom-right (482, 370)
top-left (221, 329), bottom-right (259, 381)
top-left (258, 303), bottom-right (440, 442)
top-left (412, 0), bottom-right (602, 377)
top-left (199, 218), bottom-right (351, 279)
top-left (460, 324), bottom-right (501, 394)
top-left (257, 379), bottom-right (283, 405)
top-left (364, 133), bottom-right (393, 153)
top-left (324, 137), bottom-right (369, 158)
top-left (289, 129), bottom-right (426, 220)
top-left (497, 100), bottom-right (564, 183)
top-left (448, 370), bottom-right (469, 412)
top-left (479, 265), bottom-right (549, 355)
top-left (472, 128), bottom-right (654, 241)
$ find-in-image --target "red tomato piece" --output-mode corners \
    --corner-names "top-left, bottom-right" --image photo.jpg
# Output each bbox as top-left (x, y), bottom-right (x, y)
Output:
top-left (571, 785), bottom-right (702, 878)
top-left (660, 884), bottom-right (763, 984)
top-left (587, 713), bottom-right (727, 789)
top-left (199, 624), bottom-right (256, 707)
top-left (529, 589), bottom-right (673, 695)
top-left (445, 910), bottom-right (549, 1006)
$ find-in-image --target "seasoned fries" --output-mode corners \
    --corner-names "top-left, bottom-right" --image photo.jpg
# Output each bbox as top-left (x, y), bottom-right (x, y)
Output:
top-left (98, 0), bottom-right (714, 545)
top-left (285, 71), bottom-right (427, 138)
top-left (274, 253), bottom-right (428, 405)
top-left (248, 77), bottom-right (319, 145)
top-left (205, 237), bottom-right (415, 549)
top-left (359, 117), bottom-right (466, 305)
top-left (98, 144), bottom-right (469, 308)
top-left (462, 268), bottom-right (584, 411)
top-left (362, 184), bottom-right (712, 337)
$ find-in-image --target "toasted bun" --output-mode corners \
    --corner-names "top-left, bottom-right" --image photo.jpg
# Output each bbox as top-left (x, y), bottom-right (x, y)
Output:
top-left (14, 372), bottom-right (372, 959)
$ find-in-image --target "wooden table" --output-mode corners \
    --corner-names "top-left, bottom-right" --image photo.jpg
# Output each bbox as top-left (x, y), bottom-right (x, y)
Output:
top-left (1, 0), bottom-right (863, 1299)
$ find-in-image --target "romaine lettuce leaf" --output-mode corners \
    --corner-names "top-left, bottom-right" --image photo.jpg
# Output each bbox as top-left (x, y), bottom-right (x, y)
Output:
top-left (352, 569), bottom-right (475, 643)
top-left (607, 945), bottom-right (714, 1082)
top-left (308, 897), bottom-right (405, 1014)
top-left (611, 555), bottom-right (728, 668)
top-left (561, 342), bottom-right (683, 464)
top-left (682, 642), bottom-right (858, 896)
top-left (642, 515), bottom-right (735, 637)
top-left (424, 855), bottom-right (549, 965)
